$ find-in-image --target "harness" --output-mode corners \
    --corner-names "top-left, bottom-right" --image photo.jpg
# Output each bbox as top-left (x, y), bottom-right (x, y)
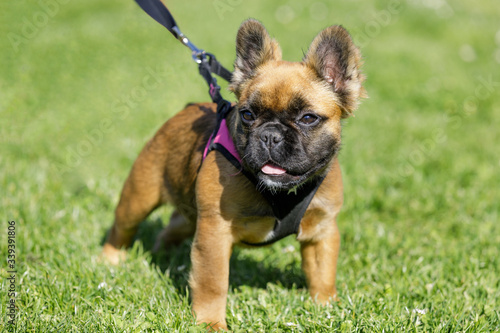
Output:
top-left (135, 0), bottom-right (325, 246)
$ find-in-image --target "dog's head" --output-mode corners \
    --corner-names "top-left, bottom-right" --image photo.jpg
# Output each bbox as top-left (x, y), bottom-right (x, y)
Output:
top-left (229, 19), bottom-right (366, 191)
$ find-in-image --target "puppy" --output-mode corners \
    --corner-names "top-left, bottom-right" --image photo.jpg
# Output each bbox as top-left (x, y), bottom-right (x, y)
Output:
top-left (102, 19), bottom-right (365, 330)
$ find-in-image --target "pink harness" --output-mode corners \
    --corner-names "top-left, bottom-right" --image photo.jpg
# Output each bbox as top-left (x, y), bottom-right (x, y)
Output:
top-left (202, 119), bottom-right (241, 164)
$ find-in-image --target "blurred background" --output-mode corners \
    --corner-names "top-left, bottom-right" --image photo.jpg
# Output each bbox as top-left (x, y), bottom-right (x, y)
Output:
top-left (1, 0), bottom-right (499, 330)
top-left (2, 0), bottom-right (498, 193)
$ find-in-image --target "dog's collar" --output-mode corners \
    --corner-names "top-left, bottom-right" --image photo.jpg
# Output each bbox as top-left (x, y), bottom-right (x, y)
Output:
top-left (203, 101), bottom-right (325, 246)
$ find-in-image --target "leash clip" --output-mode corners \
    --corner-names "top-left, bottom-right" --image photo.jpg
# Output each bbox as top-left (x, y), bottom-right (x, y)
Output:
top-left (133, 0), bottom-right (232, 80)
top-left (171, 26), bottom-right (206, 64)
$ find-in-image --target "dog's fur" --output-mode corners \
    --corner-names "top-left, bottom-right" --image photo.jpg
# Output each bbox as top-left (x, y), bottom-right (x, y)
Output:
top-left (102, 19), bottom-right (365, 330)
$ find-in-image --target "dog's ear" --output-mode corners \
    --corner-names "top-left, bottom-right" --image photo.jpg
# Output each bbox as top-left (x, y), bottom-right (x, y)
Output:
top-left (304, 25), bottom-right (366, 118)
top-left (230, 19), bottom-right (282, 97)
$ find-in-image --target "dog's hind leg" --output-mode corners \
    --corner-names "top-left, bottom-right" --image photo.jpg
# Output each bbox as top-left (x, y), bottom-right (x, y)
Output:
top-left (102, 141), bottom-right (166, 265)
top-left (152, 210), bottom-right (196, 252)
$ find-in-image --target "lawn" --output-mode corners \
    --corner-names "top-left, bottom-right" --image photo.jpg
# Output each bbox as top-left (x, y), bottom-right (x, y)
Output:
top-left (1, 0), bottom-right (499, 331)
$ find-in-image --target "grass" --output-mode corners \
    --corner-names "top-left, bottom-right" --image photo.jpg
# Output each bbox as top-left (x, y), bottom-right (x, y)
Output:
top-left (1, 0), bottom-right (499, 331)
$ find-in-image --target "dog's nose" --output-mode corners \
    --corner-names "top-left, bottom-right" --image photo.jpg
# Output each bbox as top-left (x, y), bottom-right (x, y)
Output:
top-left (260, 129), bottom-right (283, 148)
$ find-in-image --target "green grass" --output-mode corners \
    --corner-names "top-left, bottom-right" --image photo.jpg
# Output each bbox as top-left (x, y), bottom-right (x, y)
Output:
top-left (1, 0), bottom-right (500, 331)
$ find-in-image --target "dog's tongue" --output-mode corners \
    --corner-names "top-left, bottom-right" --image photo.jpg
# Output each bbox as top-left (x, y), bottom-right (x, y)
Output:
top-left (261, 163), bottom-right (287, 175)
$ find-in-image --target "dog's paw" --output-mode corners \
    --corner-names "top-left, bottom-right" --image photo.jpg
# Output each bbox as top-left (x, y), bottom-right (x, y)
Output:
top-left (100, 243), bottom-right (126, 265)
top-left (203, 321), bottom-right (228, 332)
top-left (312, 292), bottom-right (339, 305)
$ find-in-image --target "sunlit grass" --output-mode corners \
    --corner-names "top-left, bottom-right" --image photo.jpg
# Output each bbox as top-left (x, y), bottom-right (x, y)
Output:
top-left (1, 0), bottom-right (499, 331)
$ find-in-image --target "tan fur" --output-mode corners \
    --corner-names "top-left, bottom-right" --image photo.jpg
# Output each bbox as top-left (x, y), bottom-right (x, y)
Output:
top-left (303, 26), bottom-right (367, 117)
top-left (101, 19), bottom-right (365, 331)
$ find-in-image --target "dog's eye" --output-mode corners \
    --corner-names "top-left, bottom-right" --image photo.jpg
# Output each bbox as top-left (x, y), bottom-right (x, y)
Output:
top-left (299, 114), bottom-right (319, 125)
top-left (240, 110), bottom-right (255, 123)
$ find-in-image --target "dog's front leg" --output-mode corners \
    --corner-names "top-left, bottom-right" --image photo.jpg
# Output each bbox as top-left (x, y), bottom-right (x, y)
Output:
top-left (300, 223), bottom-right (340, 304)
top-left (189, 215), bottom-right (233, 331)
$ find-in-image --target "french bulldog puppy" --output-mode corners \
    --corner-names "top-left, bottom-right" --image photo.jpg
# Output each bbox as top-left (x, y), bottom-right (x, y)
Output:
top-left (102, 19), bottom-right (365, 330)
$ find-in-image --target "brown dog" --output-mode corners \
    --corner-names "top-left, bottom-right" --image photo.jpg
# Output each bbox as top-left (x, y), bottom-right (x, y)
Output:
top-left (102, 19), bottom-right (365, 330)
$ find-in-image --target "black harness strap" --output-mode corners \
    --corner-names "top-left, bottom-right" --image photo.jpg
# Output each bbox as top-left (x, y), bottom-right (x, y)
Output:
top-left (197, 53), bottom-right (226, 104)
top-left (134, 0), bottom-right (325, 246)
top-left (242, 176), bottom-right (325, 246)
top-left (208, 55), bottom-right (233, 83)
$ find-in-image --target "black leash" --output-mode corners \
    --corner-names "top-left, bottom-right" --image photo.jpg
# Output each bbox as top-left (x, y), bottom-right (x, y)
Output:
top-left (133, 0), bottom-right (325, 246)
top-left (134, 0), bottom-right (232, 104)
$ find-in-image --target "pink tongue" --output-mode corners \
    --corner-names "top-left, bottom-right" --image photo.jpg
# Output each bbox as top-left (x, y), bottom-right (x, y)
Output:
top-left (261, 163), bottom-right (287, 175)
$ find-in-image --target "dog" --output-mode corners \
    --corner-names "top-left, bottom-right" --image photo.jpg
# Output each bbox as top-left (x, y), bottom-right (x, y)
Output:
top-left (101, 19), bottom-right (365, 330)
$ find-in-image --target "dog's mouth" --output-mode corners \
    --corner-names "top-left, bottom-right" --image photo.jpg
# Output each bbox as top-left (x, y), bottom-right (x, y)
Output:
top-left (261, 163), bottom-right (287, 176)
top-left (257, 162), bottom-right (304, 190)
